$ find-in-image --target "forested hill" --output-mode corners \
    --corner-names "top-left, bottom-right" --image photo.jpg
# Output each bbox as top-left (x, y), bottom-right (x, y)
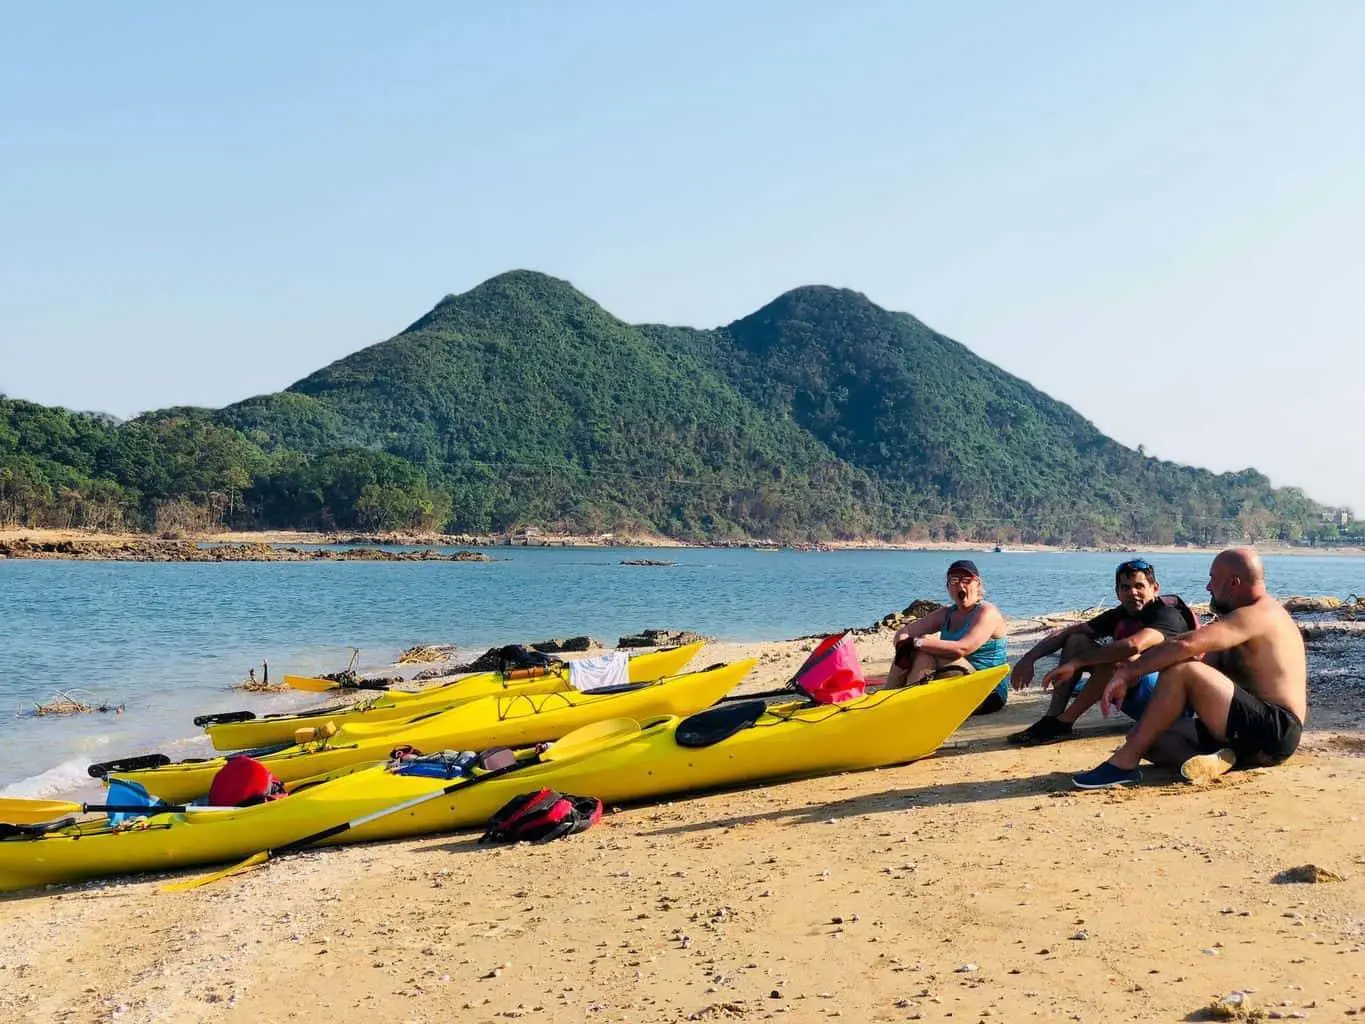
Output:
top-left (0, 270), bottom-right (1335, 545)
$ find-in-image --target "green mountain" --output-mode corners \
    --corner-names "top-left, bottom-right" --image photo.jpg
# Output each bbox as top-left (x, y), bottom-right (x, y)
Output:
top-left (657, 284), bottom-right (1308, 544)
top-left (210, 271), bottom-right (881, 537)
top-left (0, 271), bottom-right (1337, 544)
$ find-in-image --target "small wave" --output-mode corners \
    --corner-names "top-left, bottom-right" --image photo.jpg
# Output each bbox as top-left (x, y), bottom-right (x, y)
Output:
top-left (0, 755), bottom-right (99, 799)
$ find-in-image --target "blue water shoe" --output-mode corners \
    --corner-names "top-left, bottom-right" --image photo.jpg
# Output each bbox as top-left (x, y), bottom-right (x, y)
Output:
top-left (1072, 761), bottom-right (1142, 790)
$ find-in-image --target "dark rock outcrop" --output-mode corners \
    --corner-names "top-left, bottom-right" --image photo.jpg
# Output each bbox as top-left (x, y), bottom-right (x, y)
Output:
top-left (617, 628), bottom-right (708, 649)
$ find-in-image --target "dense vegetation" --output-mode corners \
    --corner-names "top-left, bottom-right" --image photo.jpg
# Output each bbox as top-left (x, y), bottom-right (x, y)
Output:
top-left (0, 271), bottom-right (1347, 545)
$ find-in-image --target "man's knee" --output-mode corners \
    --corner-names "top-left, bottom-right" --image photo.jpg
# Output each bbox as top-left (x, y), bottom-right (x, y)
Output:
top-left (1061, 633), bottom-right (1097, 660)
top-left (1157, 662), bottom-right (1199, 685)
top-left (1146, 720), bottom-right (1201, 767)
top-left (1157, 661), bottom-right (1228, 699)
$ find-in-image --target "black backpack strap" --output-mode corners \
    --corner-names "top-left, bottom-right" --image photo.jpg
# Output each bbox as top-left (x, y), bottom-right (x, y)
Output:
top-left (1163, 594), bottom-right (1201, 631)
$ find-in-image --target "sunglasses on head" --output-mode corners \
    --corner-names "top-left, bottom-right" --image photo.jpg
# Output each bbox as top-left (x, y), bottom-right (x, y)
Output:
top-left (1116, 558), bottom-right (1154, 575)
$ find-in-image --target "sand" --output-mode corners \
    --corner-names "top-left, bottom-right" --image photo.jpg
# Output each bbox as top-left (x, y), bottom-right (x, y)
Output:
top-left (2, 625), bottom-right (1364, 1024)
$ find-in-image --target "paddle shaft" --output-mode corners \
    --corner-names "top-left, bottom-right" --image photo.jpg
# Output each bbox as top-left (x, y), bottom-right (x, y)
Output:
top-left (241, 760), bottom-right (530, 864)
top-left (290, 664), bottom-right (555, 693)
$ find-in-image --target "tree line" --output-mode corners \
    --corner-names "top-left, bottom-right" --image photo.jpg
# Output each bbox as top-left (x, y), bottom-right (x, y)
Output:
top-left (1, 394), bottom-right (1347, 546)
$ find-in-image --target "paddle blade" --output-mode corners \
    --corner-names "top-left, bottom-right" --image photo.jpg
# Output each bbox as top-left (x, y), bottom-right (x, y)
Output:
top-left (541, 718), bottom-right (642, 761)
top-left (284, 675), bottom-right (339, 693)
top-left (162, 851), bottom-right (269, 892)
top-left (0, 798), bottom-right (82, 825)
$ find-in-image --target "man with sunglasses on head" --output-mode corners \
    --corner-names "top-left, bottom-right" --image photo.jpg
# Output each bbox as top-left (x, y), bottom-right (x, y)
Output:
top-left (1072, 547), bottom-right (1306, 789)
top-left (1007, 558), bottom-right (1197, 746)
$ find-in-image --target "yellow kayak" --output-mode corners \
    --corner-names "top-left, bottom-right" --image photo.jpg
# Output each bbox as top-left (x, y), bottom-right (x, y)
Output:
top-left (0, 666), bottom-right (1003, 893)
top-left (201, 643), bottom-right (704, 751)
top-left (99, 660), bottom-right (754, 804)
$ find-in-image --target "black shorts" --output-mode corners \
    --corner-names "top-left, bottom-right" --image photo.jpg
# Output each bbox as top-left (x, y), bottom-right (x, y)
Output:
top-left (971, 689), bottom-right (1007, 717)
top-left (1195, 684), bottom-right (1302, 764)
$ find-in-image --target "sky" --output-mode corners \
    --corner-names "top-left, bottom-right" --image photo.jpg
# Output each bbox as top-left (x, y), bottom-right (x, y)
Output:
top-left (1, 1), bottom-right (1362, 511)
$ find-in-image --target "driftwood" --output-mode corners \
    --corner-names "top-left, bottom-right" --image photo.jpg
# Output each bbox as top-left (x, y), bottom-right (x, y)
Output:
top-left (24, 690), bottom-right (125, 717)
top-left (398, 644), bottom-right (459, 664)
top-left (233, 677), bottom-right (288, 693)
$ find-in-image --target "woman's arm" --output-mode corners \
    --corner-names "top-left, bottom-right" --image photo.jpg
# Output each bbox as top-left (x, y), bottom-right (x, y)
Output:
top-left (917, 603), bottom-right (1001, 659)
top-left (893, 606), bottom-right (948, 645)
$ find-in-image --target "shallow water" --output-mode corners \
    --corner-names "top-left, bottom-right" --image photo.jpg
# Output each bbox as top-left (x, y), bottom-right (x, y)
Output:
top-left (1, 546), bottom-right (1359, 794)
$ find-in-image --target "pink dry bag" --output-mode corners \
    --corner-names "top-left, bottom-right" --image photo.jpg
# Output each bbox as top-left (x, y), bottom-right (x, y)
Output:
top-left (791, 633), bottom-right (867, 705)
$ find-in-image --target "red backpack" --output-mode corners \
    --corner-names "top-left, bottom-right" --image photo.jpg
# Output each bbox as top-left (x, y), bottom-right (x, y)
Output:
top-left (207, 755), bottom-right (286, 807)
top-left (478, 788), bottom-right (603, 845)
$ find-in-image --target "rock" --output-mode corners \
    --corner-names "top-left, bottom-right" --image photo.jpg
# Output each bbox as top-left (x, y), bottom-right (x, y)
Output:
top-left (530, 636), bottom-right (600, 653)
top-left (1283, 595), bottom-right (1343, 613)
top-left (617, 628), bottom-right (708, 649)
top-left (1273, 864), bottom-right (1346, 884)
top-left (901, 599), bottom-right (944, 620)
top-left (863, 599), bottom-right (945, 634)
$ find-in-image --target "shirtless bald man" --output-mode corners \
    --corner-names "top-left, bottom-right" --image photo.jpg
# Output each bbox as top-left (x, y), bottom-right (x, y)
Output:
top-left (1072, 547), bottom-right (1308, 789)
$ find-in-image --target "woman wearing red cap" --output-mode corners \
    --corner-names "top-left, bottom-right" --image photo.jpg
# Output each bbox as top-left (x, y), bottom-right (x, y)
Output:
top-left (886, 559), bottom-right (1010, 714)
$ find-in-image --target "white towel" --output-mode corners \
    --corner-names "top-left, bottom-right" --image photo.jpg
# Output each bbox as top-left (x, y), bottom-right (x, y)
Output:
top-left (568, 651), bottom-right (629, 692)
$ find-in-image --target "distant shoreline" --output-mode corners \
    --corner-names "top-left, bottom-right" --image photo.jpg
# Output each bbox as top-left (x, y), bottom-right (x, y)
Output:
top-left (2, 526), bottom-right (1361, 561)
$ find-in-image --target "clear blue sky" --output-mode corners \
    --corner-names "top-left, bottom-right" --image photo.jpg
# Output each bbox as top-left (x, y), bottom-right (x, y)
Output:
top-left (2, 1), bottom-right (1361, 511)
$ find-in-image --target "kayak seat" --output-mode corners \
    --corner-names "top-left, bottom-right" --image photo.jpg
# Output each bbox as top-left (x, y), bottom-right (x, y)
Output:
top-left (719, 685), bottom-right (807, 705)
top-left (676, 699), bottom-right (767, 749)
top-left (88, 754), bottom-right (172, 779)
top-left (580, 681), bottom-right (649, 696)
top-left (192, 710), bottom-right (256, 727)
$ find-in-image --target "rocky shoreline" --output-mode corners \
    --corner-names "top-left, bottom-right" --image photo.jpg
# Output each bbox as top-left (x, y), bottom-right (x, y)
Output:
top-left (5, 525), bottom-right (1363, 561)
top-left (0, 537), bottom-right (495, 562)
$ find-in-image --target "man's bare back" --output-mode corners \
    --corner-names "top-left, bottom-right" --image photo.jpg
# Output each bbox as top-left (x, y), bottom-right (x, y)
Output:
top-left (1206, 593), bottom-right (1307, 722)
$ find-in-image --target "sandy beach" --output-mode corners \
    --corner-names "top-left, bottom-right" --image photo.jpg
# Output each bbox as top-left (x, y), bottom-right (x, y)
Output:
top-left (2, 620), bottom-right (1363, 1024)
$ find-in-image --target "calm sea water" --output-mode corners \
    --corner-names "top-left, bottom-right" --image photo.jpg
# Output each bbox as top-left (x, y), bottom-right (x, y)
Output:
top-left (1, 547), bottom-right (1359, 795)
